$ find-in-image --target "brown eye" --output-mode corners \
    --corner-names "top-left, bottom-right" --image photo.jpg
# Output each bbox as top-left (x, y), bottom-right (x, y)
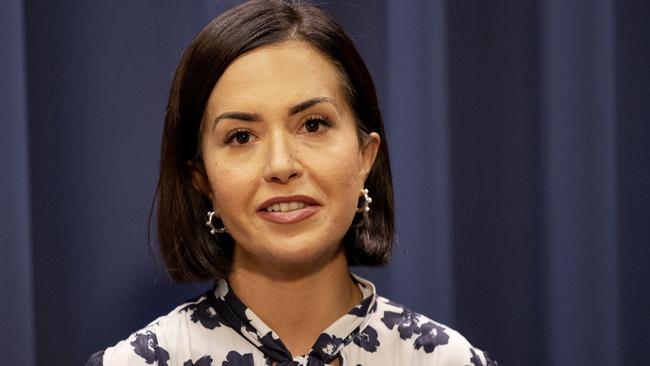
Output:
top-left (224, 129), bottom-right (255, 145)
top-left (301, 116), bottom-right (332, 134)
top-left (305, 119), bottom-right (321, 133)
top-left (234, 131), bottom-right (250, 144)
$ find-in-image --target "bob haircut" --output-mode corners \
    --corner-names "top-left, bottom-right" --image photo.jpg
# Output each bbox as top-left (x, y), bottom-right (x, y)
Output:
top-left (156, 0), bottom-right (394, 282)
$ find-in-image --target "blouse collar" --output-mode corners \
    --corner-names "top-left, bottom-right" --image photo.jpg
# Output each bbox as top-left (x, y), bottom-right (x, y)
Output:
top-left (207, 273), bottom-right (377, 366)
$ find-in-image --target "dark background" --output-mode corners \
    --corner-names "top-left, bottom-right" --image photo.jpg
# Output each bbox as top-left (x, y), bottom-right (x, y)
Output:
top-left (2, 1), bottom-right (648, 365)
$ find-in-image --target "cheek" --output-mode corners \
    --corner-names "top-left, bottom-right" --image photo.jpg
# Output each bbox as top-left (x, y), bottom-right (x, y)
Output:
top-left (206, 163), bottom-right (253, 214)
top-left (312, 144), bottom-right (364, 208)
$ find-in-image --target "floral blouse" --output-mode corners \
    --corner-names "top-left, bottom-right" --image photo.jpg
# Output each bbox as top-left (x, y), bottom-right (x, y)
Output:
top-left (87, 274), bottom-right (497, 366)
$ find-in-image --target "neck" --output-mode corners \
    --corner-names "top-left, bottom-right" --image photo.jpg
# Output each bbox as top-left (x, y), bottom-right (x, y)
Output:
top-left (228, 247), bottom-right (362, 357)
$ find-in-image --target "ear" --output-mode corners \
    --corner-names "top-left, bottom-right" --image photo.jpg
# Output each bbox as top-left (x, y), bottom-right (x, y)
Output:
top-left (187, 160), bottom-right (214, 202)
top-left (358, 132), bottom-right (381, 182)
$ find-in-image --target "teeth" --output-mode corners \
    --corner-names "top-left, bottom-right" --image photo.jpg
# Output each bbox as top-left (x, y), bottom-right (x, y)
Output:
top-left (266, 201), bottom-right (307, 212)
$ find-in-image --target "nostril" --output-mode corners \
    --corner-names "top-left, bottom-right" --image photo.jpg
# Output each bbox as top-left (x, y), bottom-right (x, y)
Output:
top-left (269, 171), bottom-right (300, 184)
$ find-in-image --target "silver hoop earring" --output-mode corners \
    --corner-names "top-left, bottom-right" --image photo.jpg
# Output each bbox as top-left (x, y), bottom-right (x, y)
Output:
top-left (206, 211), bottom-right (228, 235)
top-left (356, 188), bottom-right (372, 213)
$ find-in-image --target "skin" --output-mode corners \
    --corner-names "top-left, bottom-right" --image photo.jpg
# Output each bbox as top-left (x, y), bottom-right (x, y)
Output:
top-left (190, 41), bottom-right (380, 359)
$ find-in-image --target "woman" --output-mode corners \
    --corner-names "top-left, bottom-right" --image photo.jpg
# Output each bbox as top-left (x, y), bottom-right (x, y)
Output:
top-left (88, 1), bottom-right (496, 365)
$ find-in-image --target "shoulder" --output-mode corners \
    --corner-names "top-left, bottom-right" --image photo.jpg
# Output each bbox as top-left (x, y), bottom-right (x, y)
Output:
top-left (363, 296), bottom-right (497, 366)
top-left (86, 292), bottom-right (235, 366)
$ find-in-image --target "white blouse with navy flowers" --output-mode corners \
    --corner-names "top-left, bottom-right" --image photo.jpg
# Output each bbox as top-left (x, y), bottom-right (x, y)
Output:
top-left (87, 274), bottom-right (497, 366)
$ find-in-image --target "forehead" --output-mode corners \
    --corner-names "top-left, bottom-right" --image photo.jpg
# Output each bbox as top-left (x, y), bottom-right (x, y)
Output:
top-left (207, 41), bottom-right (346, 112)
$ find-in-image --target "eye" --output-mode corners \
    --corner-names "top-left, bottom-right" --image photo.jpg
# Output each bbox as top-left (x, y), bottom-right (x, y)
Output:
top-left (305, 119), bottom-right (321, 133)
top-left (300, 116), bottom-right (333, 134)
top-left (224, 129), bottom-right (256, 145)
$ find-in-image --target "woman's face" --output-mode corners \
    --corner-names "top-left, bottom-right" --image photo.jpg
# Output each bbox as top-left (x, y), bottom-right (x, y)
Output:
top-left (193, 41), bottom-right (379, 269)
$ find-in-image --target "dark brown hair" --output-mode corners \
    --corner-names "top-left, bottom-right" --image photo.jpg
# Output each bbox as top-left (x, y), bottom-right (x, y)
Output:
top-left (156, 0), bottom-right (394, 282)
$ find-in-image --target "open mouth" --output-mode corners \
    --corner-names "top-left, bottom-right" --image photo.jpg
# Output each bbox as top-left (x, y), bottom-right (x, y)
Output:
top-left (257, 196), bottom-right (320, 224)
top-left (265, 201), bottom-right (310, 212)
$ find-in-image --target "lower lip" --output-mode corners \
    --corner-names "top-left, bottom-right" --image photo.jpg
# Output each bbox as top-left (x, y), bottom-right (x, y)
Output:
top-left (257, 205), bottom-right (320, 224)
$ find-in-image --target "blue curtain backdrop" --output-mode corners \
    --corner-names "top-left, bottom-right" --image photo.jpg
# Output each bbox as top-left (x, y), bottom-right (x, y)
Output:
top-left (1, 1), bottom-right (648, 365)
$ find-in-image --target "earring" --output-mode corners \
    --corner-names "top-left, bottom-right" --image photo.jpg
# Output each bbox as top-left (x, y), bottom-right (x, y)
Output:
top-left (356, 188), bottom-right (372, 213)
top-left (206, 211), bottom-right (228, 235)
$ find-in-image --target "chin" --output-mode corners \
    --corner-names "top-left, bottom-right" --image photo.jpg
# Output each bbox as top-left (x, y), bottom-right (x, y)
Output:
top-left (270, 239), bottom-right (340, 265)
top-left (239, 233), bottom-right (345, 270)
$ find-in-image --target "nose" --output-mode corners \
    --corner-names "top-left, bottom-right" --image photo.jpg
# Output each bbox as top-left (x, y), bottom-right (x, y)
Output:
top-left (263, 131), bottom-right (302, 184)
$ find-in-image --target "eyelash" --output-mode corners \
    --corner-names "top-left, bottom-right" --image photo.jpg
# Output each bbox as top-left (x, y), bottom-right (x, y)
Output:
top-left (300, 115), bottom-right (334, 134)
top-left (223, 128), bottom-right (256, 145)
top-left (222, 115), bottom-right (334, 146)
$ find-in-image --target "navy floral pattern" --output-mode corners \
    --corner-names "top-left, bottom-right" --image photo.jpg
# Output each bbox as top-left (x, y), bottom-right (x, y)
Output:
top-left (182, 298), bottom-right (226, 330)
top-left (257, 331), bottom-right (293, 362)
top-left (353, 325), bottom-right (380, 352)
top-left (87, 274), bottom-right (496, 366)
top-left (130, 331), bottom-right (170, 365)
top-left (485, 352), bottom-right (498, 366)
top-left (381, 308), bottom-right (422, 340)
top-left (413, 322), bottom-right (449, 353)
top-left (469, 348), bottom-right (499, 366)
top-left (469, 348), bottom-right (483, 366)
top-left (222, 351), bottom-right (254, 366)
top-left (348, 297), bottom-right (377, 317)
top-left (311, 333), bottom-right (344, 359)
top-left (380, 305), bottom-right (451, 354)
top-left (183, 355), bottom-right (213, 366)
top-left (467, 348), bottom-right (499, 366)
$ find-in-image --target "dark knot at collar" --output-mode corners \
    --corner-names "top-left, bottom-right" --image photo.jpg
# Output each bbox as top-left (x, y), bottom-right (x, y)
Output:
top-left (206, 274), bottom-right (377, 366)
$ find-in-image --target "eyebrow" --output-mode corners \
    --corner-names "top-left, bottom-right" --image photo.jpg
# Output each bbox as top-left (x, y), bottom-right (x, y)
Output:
top-left (289, 96), bottom-right (339, 115)
top-left (211, 96), bottom-right (339, 127)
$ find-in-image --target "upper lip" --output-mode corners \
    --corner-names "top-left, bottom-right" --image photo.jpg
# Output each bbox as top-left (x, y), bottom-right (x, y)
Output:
top-left (257, 195), bottom-right (319, 211)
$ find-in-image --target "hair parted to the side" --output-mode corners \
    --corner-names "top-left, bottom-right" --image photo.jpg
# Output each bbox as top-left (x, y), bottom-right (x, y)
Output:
top-left (156, 0), bottom-right (394, 282)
